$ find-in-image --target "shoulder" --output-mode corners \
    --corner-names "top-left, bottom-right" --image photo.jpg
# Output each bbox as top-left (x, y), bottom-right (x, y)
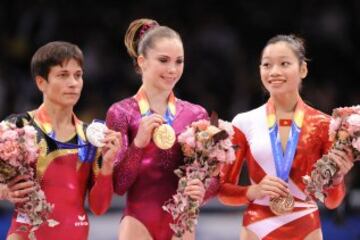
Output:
top-left (177, 98), bottom-right (208, 118)
top-left (106, 97), bottom-right (139, 120)
top-left (303, 103), bottom-right (330, 126)
top-left (232, 104), bottom-right (266, 131)
top-left (106, 97), bottom-right (138, 130)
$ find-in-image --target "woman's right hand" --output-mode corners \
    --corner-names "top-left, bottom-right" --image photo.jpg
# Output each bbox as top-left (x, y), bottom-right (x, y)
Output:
top-left (246, 175), bottom-right (289, 201)
top-left (133, 114), bottom-right (164, 148)
top-left (5, 175), bottom-right (35, 204)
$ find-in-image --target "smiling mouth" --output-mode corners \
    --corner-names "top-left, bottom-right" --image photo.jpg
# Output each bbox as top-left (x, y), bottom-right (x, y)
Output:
top-left (162, 76), bottom-right (177, 82)
top-left (268, 79), bottom-right (286, 84)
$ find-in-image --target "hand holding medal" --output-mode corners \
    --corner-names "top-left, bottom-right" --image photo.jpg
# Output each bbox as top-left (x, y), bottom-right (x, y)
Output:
top-left (86, 120), bottom-right (108, 147)
top-left (265, 99), bottom-right (305, 215)
top-left (152, 124), bottom-right (176, 150)
top-left (134, 87), bottom-right (177, 150)
top-left (246, 175), bottom-right (293, 215)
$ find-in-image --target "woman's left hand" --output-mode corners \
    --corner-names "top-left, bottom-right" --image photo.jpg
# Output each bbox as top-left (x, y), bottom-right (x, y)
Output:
top-left (101, 129), bottom-right (122, 175)
top-left (184, 179), bottom-right (206, 203)
top-left (329, 147), bottom-right (354, 185)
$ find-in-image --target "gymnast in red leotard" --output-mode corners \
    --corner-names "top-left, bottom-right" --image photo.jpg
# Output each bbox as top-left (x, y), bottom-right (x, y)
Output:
top-left (219, 34), bottom-right (354, 240)
top-left (1, 41), bottom-right (121, 240)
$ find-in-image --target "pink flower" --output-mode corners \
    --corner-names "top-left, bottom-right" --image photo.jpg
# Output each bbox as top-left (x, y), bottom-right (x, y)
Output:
top-left (220, 139), bottom-right (232, 149)
top-left (225, 147), bottom-right (236, 163)
top-left (209, 148), bottom-right (226, 162)
top-left (0, 140), bottom-right (21, 165)
top-left (178, 128), bottom-right (195, 147)
top-left (352, 137), bottom-right (360, 152)
top-left (1, 129), bottom-right (19, 141)
top-left (219, 120), bottom-right (234, 136)
top-left (182, 144), bottom-right (195, 157)
top-left (192, 120), bottom-right (209, 131)
top-left (23, 125), bottom-right (37, 139)
top-left (329, 117), bottom-right (341, 139)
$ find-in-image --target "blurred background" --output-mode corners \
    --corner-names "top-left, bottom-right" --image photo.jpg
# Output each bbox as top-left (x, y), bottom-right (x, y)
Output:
top-left (1, 0), bottom-right (360, 239)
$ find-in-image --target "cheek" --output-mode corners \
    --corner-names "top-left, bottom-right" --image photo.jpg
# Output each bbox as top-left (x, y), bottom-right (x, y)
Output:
top-left (177, 65), bottom-right (184, 74)
top-left (78, 79), bottom-right (84, 89)
top-left (260, 70), bottom-right (268, 83)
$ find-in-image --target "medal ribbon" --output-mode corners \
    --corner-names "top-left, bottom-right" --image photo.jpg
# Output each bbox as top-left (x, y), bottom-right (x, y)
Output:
top-left (266, 98), bottom-right (305, 182)
top-left (32, 104), bottom-right (97, 163)
top-left (134, 87), bottom-right (176, 125)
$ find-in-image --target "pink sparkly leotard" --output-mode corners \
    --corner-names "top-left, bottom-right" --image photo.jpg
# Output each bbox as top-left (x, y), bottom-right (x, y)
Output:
top-left (106, 96), bottom-right (219, 240)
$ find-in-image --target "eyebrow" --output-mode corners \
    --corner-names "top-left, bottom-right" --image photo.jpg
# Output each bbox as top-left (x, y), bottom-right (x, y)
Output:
top-left (157, 54), bottom-right (184, 58)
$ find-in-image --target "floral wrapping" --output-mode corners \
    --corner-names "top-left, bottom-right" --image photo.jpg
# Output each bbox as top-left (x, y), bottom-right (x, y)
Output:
top-left (162, 114), bottom-right (236, 238)
top-left (303, 105), bottom-right (360, 202)
top-left (0, 121), bottom-right (55, 240)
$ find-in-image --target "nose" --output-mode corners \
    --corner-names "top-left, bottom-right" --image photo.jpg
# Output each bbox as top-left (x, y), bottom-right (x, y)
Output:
top-left (168, 63), bottom-right (177, 74)
top-left (269, 65), bottom-right (281, 76)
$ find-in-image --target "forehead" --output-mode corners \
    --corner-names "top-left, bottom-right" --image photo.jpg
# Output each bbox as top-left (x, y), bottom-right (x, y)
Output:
top-left (50, 58), bottom-right (83, 72)
top-left (262, 41), bottom-right (297, 59)
top-left (149, 37), bottom-right (184, 55)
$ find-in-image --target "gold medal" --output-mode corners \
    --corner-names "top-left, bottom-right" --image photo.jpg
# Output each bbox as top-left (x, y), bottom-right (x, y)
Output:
top-left (152, 124), bottom-right (176, 150)
top-left (269, 194), bottom-right (295, 215)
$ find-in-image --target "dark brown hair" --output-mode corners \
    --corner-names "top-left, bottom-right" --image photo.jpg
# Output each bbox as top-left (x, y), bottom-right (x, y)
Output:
top-left (31, 41), bottom-right (84, 80)
top-left (261, 34), bottom-right (308, 64)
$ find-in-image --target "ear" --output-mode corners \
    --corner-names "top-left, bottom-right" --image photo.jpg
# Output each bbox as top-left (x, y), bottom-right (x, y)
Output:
top-left (35, 76), bottom-right (47, 92)
top-left (137, 55), bottom-right (146, 72)
top-left (300, 61), bottom-right (308, 79)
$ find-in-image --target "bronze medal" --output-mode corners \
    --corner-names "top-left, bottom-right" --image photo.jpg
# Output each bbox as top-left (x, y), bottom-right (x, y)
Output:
top-left (152, 124), bottom-right (176, 150)
top-left (269, 194), bottom-right (295, 215)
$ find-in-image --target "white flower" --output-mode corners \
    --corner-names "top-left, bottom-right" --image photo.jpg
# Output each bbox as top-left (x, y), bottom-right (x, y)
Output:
top-left (347, 114), bottom-right (360, 135)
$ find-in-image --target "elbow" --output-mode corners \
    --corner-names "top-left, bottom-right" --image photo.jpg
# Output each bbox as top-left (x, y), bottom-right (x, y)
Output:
top-left (217, 191), bottom-right (229, 205)
top-left (217, 186), bottom-right (230, 205)
top-left (113, 182), bottom-right (128, 196)
top-left (90, 206), bottom-right (108, 216)
top-left (324, 197), bottom-right (344, 210)
top-left (114, 188), bottom-right (127, 196)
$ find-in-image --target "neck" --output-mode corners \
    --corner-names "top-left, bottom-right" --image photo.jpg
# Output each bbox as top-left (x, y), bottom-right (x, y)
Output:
top-left (42, 100), bottom-right (74, 129)
top-left (142, 84), bottom-right (171, 111)
top-left (270, 92), bottom-right (300, 113)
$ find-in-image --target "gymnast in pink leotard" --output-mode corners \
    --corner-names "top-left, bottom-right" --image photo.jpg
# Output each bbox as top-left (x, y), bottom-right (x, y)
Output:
top-left (106, 18), bottom-right (219, 240)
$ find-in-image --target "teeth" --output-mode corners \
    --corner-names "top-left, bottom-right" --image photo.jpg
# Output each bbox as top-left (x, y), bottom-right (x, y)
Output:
top-left (269, 80), bottom-right (285, 84)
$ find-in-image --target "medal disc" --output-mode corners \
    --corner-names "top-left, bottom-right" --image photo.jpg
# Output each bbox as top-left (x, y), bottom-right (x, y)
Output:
top-left (86, 122), bottom-right (108, 147)
top-left (152, 124), bottom-right (176, 150)
top-left (269, 194), bottom-right (295, 215)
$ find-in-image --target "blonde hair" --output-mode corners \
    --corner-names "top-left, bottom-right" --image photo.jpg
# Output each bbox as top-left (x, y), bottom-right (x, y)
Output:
top-left (124, 18), bottom-right (182, 73)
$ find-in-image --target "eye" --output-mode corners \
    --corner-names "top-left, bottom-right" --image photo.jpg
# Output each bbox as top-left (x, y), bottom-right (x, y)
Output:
top-left (281, 61), bottom-right (291, 67)
top-left (58, 72), bottom-right (68, 78)
top-left (74, 72), bottom-right (83, 79)
top-left (261, 62), bottom-right (270, 68)
top-left (158, 57), bottom-right (168, 63)
top-left (176, 59), bottom-right (184, 65)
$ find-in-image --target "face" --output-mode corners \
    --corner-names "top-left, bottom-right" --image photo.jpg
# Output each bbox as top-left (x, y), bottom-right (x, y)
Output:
top-left (260, 41), bottom-right (307, 97)
top-left (138, 37), bottom-right (184, 92)
top-left (36, 58), bottom-right (83, 108)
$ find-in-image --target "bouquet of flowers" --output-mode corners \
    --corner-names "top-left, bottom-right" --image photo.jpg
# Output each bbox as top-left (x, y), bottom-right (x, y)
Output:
top-left (0, 121), bottom-right (56, 240)
top-left (162, 113), bottom-right (236, 238)
top-left (303, 106), bottom-right (360, 202)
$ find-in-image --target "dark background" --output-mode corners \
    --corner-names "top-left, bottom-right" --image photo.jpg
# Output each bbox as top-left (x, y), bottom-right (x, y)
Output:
top-left (1, 0), bottom-right (360, 239)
